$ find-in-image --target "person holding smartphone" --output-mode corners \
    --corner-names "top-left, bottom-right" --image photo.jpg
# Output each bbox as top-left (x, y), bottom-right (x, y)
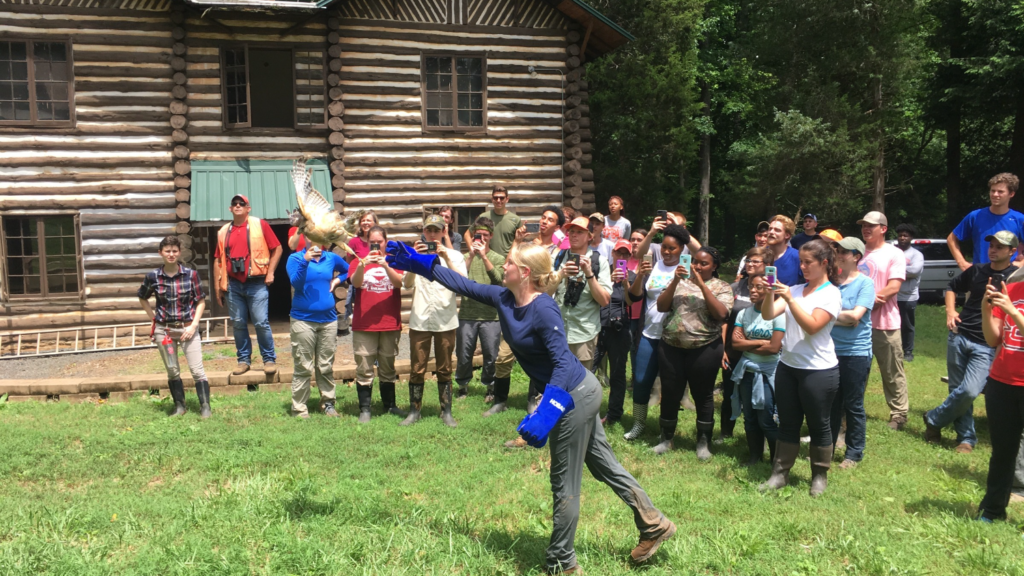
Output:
top-left (456, 218), bottom-right (506, 401)
top-left (760, 240), bottom-right (842, 497)
top-left (533, 205), bottom-right (566, 258)
top-left (654, 245), bottom-right (734, 459)
top-left (138, 235), bottom-right (212, 418)
top-left (595, 240), bottom-right (638, 427)
top-left (350, 225), bottom-right (407, 423)
top-left (553, 216), bottom-right (613, 369)
top-left (924, 231), bottom-right (1019, 452)
top-left (286, 241), bottom-right (349, 418)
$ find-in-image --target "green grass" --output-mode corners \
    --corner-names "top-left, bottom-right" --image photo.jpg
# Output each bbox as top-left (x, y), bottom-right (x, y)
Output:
top-left (1, 305), bottom-right (1023, 575)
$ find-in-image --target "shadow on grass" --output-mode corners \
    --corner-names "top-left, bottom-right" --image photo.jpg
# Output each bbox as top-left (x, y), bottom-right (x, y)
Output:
top-left (938, 461), bottom-right (988, 486)
top-left (904, 497), bottom-right (976, 518)
top-left (284, 493), bottom-right (342, 519)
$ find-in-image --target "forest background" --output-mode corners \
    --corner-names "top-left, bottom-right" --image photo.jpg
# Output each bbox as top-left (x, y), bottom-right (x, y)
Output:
top-left (585, 0), bottom-right (1024, 258)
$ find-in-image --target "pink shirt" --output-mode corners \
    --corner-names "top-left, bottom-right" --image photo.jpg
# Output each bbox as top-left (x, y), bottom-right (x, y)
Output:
top-left (860, 243), bottom-right (906, 331)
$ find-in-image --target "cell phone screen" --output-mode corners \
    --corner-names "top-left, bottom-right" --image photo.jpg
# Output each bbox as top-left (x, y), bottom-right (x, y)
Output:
top-left (991, 273), bottom-right (1004, 287)
top-left (370, 242), bottom-right (381, 252)
top-left (526, 222), bottom-right (540, 233)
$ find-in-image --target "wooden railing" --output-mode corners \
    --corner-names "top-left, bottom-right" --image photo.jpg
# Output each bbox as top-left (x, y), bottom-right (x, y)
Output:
top-left (0, 317), bottom-right (233, 358)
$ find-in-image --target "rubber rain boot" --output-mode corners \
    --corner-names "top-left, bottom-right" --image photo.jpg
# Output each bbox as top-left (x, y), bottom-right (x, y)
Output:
top-left (652, 418), bottom-right (676, 455)
top-left (357, 384), bottom-right (373, 424)
top-left (438, 381), bottom-right (457, 428)
top-left (380, 381), bottom-right (407, 417)
top-left (194, 379), bottom-right (212, 419)
top-left (760, 440), bottom-right (799, 492)
top-left (483, 377), bottom-right (510, 417)
top-left (809, 444), bottom-right (833, 497)
top-left (400, 383), bottom-right (424, 426)
top-left (695, 420), bottom-right (714, 461)
top-left (168, 378), bottom-right (187, 417)
top-left (624, 403), bottom-right (648, 441)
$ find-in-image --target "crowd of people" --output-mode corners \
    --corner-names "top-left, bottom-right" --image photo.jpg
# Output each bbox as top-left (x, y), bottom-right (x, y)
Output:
top-left (135, 173), bottom-right (1024, 571)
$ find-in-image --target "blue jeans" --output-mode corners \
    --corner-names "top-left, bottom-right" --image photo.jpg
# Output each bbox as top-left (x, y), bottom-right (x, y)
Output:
top-left (925, 332), bottom-right (995, 446)
top-left (831, 355), bottom-right (872, 462)
top-left (738, 371), bottom-right (778, 445)
top-left (631, 336), bottom-right (660, 405)
top-left (228, 278), bottom-right (276, 365)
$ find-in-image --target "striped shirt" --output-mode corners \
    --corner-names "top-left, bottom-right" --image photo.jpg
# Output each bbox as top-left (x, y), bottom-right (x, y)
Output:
top-left (138, 265), bottom-right (205, 323)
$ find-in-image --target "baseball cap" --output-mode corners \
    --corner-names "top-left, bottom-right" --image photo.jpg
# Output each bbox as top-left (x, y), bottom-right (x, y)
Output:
top-left (836, 237), bottom-right (866, 255)
top-left (589, 212), bottom-right (605, 222)
top-left (818, 229), bottom-right (843, 242)
top-left (423, 214), bottom-right (445, 230)
top-left (613, 239), bottom-right (631, 253)
top-left (568, 216), bottom-right (591, 231)
top-left (857, 211), bottom-right (888, 226)
top-left (230, 194), bottom-right (249, 206)
top-left (804, 213), bottom-right (818, 222)
top-left (985, 230), bottom-right (1020, 248)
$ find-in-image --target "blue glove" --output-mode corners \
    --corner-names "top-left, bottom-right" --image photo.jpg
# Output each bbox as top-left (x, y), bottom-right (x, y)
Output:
top-left (385, 240), bottom-right (438, 281)
top-left (517, 385), bottom-right (575, 448)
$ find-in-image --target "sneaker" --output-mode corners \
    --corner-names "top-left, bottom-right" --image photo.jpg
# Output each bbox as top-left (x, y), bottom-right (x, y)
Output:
top-left (923, 414), bottom-right (942, 443)
top-left (263, 362), bottom-right (277, 375)
top-left (838, 459), bottom-right (858, 470)
top-left (954, 442), bottom-right (974, 454)
top-left (887, 416), bottom-right (907, 431)
top-left (630, 521), bottom-right (677, 563)
top-left (232, 363), bottom-right (250, 375)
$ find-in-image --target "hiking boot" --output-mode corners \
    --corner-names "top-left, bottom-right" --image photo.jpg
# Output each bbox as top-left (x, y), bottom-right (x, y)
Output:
top-left (955, 442), bottom-right (974, 454)
top-left (760, 440), bottom-right (799, 492)
top-left (652, 418), bottom-right (675, 455)
top-left (624, 403), bottom-right (647, 441)
top-left (232, 363), bottom-right (250, 376)
top-left (195, 379), bottom-right (212, 419)
top-left (438, 381), bottom-right (457, 428)
top-left (923, 414), bottom-right (942, 443)
top-left (322, 400), bottom-right (339, 418)
top-left (504, 437), bottom-right (528, 449)
top-left (630, 521), bottom-right (676, 563)
top-left (379, 381), bottom-right (407, 417)
top-left (809, 444), bottom-right (832, 497)
top-left (838, 458), bottom-right (858, 470)
top-left (263, 362), bottom-right (277, 375)
top-left (695, 420), bottom-right (714, 461)
top-left (887, 415), bottom-right (907, 431)
top-left (168, 378), bottom-right (187, 417)
top-left (400, 383), bottom-right (424, 426)
top-left (357, 384), bottom-right (372, 423)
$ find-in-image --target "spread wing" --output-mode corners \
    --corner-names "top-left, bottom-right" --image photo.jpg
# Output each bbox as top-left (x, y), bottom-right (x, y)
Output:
top-left (291, 160), bottom-right (333, 221)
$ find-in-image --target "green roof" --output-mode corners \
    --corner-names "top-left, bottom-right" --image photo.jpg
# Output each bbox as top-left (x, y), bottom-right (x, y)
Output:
top-left (191, 159), bottom-right (331, 223)
top-left (568, 0), bottom-right (634, 42)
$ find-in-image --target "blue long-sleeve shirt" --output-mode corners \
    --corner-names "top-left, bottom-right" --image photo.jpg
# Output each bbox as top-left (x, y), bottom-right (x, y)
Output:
top-left (432, 266), bottom-right (587, 392)
top-left (287, 249), bottom-right (349, 323)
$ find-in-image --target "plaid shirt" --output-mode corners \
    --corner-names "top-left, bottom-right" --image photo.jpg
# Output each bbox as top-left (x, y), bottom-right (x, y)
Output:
top-left (138, 265), bottom-right (206, 324)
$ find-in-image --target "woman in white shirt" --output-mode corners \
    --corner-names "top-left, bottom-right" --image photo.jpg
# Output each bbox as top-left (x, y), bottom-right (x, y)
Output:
top-left (759, 239), bottom-right (842, 497)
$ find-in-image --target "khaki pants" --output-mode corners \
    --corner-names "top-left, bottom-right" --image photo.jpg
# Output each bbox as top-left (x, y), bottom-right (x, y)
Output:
top-left (495, 335), bottom-right (516, 378)
top-left (154, 323), bottom-right (206, 381)
top-left (872, 328), bottom-right (909, 419)
top-left (568, 335), bottom-right (599, 371)
top-left (409, 328), bottom-right (456, 384)
top-left (290, 319), bottom-right (337, 415)
top-left (353, 330), bottom-right (401, 387)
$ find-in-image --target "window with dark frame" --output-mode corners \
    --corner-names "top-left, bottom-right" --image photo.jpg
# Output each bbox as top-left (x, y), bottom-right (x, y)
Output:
top-left (455, 206), bottom-right (487, 240)
top-left (422, 55), bottom-right (485, 130)
top-left (2, 215), bottom-right (81, 299)
top-left (221, 45), bottom-right (326, 129)
top-left (0, 39), bottom-right (73, 125)
top-left (223, 47), bottom-right (249, 126)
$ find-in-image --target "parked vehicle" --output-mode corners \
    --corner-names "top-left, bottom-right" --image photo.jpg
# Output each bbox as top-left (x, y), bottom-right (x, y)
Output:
top-left (892, 239), bottom-right (960, 302)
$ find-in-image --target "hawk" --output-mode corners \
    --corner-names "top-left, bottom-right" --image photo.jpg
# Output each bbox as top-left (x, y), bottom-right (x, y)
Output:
top-left (289, 159), bottom-right (366, 263)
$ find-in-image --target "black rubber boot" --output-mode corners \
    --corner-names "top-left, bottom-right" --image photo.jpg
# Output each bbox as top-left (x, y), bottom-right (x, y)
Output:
top-left (809, 444), bottom-right (833, 497)
top-left (357, 384), bottom-right (373, 424)
top-left (194, 379), bottom-right (211, 419)
top-left (760, 440), bottom-right (799, 492)
top-left (380, 381), bottom-right (407, 417)
top-left (400, 383), bottom-right (424, 426)
top-left (743, 428), bottom-right (765, 466)
top-left (695, 420), bottom-right (714, 461)
top-left (652, 418), bottom-right (676, 455)
top-left (483, 377), bottom-right (510, 417)
top-left (168, 378), bottom-right (187, 417)
top-left (455, 382), bottom-right (468, 400)
top-left (438, 381), bottom-right (457, 428)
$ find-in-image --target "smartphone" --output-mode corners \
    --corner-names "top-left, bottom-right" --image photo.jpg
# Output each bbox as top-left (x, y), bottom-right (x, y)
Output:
top-left (680, 253), bottom-right (691, 275)
top-left (991, 272), bottom-right (1004, 287)
top-left (370, 242), bottom-right (381, 253)
top-left (657, 210), bottom-right (668, 221)
top-left (526, 222), bottom-right (540, 233)
top-left (426, 241), bottom-right (437, 253)
top-left (617, 259), bottom-right (628, 273)
top-left (765, 266), bottom-right (777, 286)
top-left (642, 253), bottom-right (653, 265)
top-left (474, 234), bottom-right (483, 242)
top-left (569, 254), bottom-right (581, 267)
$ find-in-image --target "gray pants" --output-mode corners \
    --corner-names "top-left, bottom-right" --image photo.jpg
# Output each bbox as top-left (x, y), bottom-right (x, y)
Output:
top-left (547, 371), bottom-right (672, 572)
top-left (154, 323), bottom-right (206, 381)
top-left (290, 319), bottom-right (338, 415)
top-left (1015, 431), bottom-right (1024, 492)
top-left (455, 319), bottom-right (501, 387)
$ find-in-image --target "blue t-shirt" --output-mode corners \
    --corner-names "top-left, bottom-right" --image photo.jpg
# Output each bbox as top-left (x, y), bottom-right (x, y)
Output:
top-left (953, 207), bottom-right (1024, 264)
top-left (830, 274), bottom-right (875, 356)
top-left (735, 306), bottom-right (785, 364)
top-left (287, 250), bottom-right (349, 323)
top-left (775, 246), bottom-right (805, 286)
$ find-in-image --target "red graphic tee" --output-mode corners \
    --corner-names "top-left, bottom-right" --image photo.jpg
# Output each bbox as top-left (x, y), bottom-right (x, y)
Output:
top-left (989, 282), bottom-right (1024, 387)
top-left (352, 263), bottom-right (402, 332)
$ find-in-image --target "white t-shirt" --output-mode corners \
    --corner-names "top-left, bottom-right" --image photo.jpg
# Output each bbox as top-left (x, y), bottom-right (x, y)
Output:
top-left (641, 259), bottom-right (677, 339)
top-left (779, 282), bottom-right (842, 370)
top-left (603, 216), bottom-right (631, 242)
top-left (590, 238), bottom-right (615, 267)
top-left (407, 246), bottom-right (467, 332)
top-left (651, 243), bottom-right (690, 263)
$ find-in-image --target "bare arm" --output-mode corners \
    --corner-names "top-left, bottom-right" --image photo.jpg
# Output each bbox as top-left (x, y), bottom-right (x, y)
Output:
top-left (265, 245), bottom-right (283, 285)
top-left (139, 297), bottom-right (156, 321)
top-left (836, 305), bottom-right (868, 327)
top-left (656, 276), bottom-right (681, 312)
top-left (351, 261), bottom-right (366, 288)
top-left (945, 289), bottom-right (961, 331)
top-left (730, 325), bottom-right (768, 352)
top-left (786, 296), bottom-right (834, 334)
top-left (874, 278), bottom-right (903, 308)
top-left (750, 330), bottom-right (785, 355)
top-left (288, 234), bottom-right (301, 251)
top-left (947, 232), bottom-right (971, 271)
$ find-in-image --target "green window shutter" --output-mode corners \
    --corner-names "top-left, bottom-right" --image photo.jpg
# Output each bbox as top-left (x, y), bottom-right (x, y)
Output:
top-left (190, 159), bottom-right (331, 222)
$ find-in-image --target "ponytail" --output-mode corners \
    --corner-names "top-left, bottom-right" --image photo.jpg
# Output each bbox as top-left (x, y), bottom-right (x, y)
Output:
top-left (800, 239), bottom-right (840, 285)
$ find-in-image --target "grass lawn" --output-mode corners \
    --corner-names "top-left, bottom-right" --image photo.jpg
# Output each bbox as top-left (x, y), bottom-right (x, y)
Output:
top-left (1, 305), bottom-right (1023, 575)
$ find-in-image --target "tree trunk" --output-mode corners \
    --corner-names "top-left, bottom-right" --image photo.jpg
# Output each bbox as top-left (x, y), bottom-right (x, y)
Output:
top-left (946, 106), bottom-right (962, 229)
top-left (698, 79), bottom-right (711, 246)
top-left (1008, 91), bottom-right (1024, 212)
top-left (872, 76), bottom-right (886, 212)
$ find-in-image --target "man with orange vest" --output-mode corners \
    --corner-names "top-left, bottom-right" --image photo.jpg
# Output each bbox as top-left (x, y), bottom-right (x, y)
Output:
top-left (214, 194), bottom-right (284, 376)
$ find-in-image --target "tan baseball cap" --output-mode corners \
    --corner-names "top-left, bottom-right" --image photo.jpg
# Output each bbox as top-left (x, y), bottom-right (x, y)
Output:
top-left (985, 230), bottom-right (1020, 248)
top-left (857, 211), bottom-right (888, 226)
top-left (423, 214), bottom-right (445, 230)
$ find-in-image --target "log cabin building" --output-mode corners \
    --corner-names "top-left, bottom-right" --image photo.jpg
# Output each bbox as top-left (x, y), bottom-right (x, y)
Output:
top-left (0, 0), bottom-right (629, 334)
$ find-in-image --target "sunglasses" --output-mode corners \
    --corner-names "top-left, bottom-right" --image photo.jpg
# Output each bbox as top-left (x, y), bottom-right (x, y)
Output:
top-left (491, 196), bottom-right (507, 201)
top-left (231, 202), bottom-right (247, 207)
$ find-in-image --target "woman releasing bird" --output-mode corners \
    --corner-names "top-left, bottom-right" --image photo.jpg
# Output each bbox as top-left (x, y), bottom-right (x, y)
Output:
top-left (289, 159), bottom-right (365, 263)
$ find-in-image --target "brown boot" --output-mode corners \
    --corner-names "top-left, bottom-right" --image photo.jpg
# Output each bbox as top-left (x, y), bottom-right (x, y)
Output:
top-left (232, 363), bottom-right (250, 376)
top-left (630, 521), bottom-right (676, 563)
top-left (809, 444), bottom-right (832, 497)
top-left (923, 413), bottom-right (942, 443)
top-left (263, 361), bottom-right (277, 375)
top-left (759, 440), bottom-right (799, 492)
top-left (504, 437), bottom-right (528, 448)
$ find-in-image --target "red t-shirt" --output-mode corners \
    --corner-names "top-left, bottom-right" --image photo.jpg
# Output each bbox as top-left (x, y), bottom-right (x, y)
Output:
top-left (990, 283), bottom-right (1024, 387)
top-left (288, 226), bottom-right (306, 251)
top-left (352, 263), bottom-right (402, 332)
top-left (214, 219), bottom-right (281, 282)
top-left (348, 236), bottom-right (371, 261)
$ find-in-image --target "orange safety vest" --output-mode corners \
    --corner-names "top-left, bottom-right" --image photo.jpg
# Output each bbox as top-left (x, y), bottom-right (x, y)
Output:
top-left (216, 216), bottom-right (271, 292)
